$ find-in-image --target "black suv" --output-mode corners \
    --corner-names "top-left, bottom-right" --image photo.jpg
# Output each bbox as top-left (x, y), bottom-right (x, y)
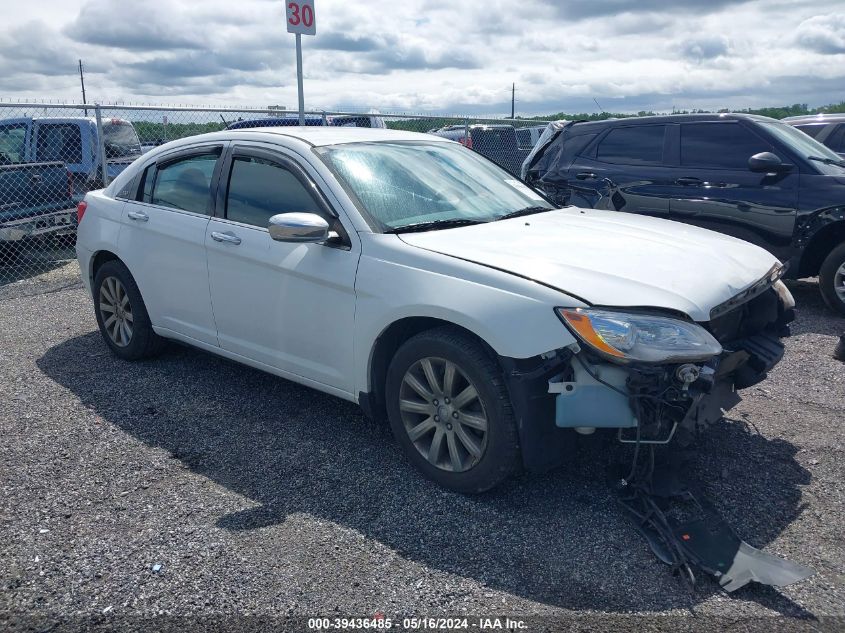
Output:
top-left (523, 113), bottom-right (845, 314)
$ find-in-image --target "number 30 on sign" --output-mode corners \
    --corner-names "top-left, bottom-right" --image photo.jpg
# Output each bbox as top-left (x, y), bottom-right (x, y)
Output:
top-left (286, 0), bottom-right (316, 36)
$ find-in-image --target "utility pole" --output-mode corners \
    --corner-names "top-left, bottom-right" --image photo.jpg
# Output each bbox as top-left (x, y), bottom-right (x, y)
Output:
top-left (511, 83), bottom-right (515, 119)
top-left (78, 59), bottom-right (88, 116)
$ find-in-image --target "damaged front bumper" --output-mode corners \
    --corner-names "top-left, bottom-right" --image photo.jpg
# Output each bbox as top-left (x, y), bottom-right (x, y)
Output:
top-left (547, 281), bottom-right (793, 445)
top-left (501, 281), bottom-right (810, 592)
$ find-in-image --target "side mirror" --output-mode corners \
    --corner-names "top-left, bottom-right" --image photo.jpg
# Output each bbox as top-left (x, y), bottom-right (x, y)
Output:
top-left (268, 212), bottom-right (330, 243)
top-left (748, 152), bottom-right (792, 173)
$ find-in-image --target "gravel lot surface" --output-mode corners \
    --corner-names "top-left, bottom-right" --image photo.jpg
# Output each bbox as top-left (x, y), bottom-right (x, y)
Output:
top-left (1, 265), bottom-right (843, 632)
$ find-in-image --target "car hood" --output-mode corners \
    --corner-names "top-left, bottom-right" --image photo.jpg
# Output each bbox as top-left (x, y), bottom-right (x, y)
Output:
top-left (398, 207), bottom-right (781, 322)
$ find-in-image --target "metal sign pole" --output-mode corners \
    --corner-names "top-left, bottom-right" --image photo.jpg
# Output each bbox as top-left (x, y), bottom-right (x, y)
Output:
top-left (286, 0), bottom-right (315, 126)
top-left (296, 32), bottom-right (305, 126)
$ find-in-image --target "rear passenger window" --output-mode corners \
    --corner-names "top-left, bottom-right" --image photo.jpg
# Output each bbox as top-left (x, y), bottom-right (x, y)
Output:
top-left (225, 156), bottom-right (322, 228)
top-left (597, 125), bottom-right (665, 165)
top-left (825, 125), bottom-right (845, 152)
top-left (794, 124), bottom-right (826, 139)
top-left (151, 153), bottom-right (218, 214)
top-left (37, 124), bottom-right (83, 163)
top-left (138, 164), bottom-right (155, 203)
top-left (681, 123), bottom-right (770, 169)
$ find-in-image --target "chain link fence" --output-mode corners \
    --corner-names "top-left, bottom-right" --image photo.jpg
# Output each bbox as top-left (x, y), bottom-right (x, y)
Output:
top-left (0, 101), bottom-right (549, 287)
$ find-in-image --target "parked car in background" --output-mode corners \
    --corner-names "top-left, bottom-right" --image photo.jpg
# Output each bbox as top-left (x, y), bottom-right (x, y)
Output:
top-left (523, 113), bottom-right (845, 314)
top-left (515, 124), bottom-right (547, 150)
top-left (226, 113), bottom-right (386, 130)
top-left (783, 113), bottom-right (845, 157)
top-left (0, 120), bottom-right (78, 253)
top-left (429, 124), bottom-right (529, 176)
top-left (76, 127), bottom-right (793, 495)
top-left (0, 116), bottom-right (143, 194)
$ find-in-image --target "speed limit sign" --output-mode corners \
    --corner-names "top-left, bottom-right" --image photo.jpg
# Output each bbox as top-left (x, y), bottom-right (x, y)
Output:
top-left (286, 0), bottom-right (316, 36)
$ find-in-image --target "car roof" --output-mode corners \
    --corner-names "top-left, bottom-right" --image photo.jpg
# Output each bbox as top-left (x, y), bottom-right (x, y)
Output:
top-left (568, 112), bottom-right (781, 129)
top-left (233, 126), bottom-right (451, 146)
top-left (781, 113), bottom-right (845, 124)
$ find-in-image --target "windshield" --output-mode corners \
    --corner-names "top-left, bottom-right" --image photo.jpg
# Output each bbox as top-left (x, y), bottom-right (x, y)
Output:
top-left (316, 141), bottom-right (553, 232)
top-left (760, 121), bottom-right (845, 174)
top-left (102, 120), bottom-right (142, 158)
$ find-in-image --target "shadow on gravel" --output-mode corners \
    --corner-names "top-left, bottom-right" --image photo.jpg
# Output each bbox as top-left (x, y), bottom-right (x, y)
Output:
top-left (38, 332), bottom-right (813, 616)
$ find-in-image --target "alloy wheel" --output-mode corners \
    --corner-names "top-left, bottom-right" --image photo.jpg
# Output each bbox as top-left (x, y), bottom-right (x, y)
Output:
top-left (398, 357), bottom-right (489, 472)
top-left (99, 276), bottom-right (134, 347)
top-left (835, 261), bottom-right (845, 303)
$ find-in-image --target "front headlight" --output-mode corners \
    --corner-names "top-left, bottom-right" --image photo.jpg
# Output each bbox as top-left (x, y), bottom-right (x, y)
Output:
top-left (557, 308), bottom-right (722, 364)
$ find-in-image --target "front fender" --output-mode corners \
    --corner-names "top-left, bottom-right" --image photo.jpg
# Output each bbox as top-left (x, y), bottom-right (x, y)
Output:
top-left (353, 235), bottom-right (583, 395)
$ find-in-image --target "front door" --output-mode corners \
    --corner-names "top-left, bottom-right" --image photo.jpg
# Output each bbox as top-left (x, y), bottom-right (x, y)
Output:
top-left (117, 145), bottom-right (223, 345)
top-left (667, 121), bottom-right (798, 260)
top-left (204, 144), bottom-right (359, 394)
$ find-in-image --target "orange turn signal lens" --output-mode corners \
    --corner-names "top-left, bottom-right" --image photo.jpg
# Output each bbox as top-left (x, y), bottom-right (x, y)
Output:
top-left (559, 309), bottom-right (625, 358)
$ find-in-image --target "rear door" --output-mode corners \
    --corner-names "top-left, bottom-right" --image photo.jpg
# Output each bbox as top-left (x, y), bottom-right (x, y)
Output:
top-left (667, 121), bottom-right (797, 258)
top-left (117, 144), bottom-right (224, 345)
top-left (204, 143), bottom-right (359, 394)
top-left (568, 123), bottom-right (673, 220)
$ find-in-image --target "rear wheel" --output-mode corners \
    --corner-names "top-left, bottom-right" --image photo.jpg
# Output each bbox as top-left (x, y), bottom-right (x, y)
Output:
top-left (819, 242), bottom-right (845, 316)
top-left (385, 327), bottom-right (520, 493)
top-left (93, 260), bottom-right (166, 360)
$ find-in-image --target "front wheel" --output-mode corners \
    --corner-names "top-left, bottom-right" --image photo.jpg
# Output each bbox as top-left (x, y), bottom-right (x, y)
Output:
top-left (385, 327), bottom-right (521, 494)
top-left (819, 242), bottom-right (845, 316)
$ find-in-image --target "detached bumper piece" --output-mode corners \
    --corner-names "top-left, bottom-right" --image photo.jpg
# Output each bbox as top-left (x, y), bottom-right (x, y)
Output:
top-left (616, 457), bottom-right (813, 593)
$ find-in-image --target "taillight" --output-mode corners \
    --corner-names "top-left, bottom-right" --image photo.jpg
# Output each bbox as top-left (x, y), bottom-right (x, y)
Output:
top-left (460, 135), bottom-right (473, 150)
top-left (77, 200), bottom-right (88, 224)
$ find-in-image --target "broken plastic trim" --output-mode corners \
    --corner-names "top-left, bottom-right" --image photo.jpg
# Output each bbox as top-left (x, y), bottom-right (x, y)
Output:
top-left (709, 263), bottom-right (786, 319)
top-left (615, 449), bottom-right (813, 593)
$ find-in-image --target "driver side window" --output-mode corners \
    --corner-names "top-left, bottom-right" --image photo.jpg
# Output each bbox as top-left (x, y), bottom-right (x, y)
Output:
top-left (225, 156), bottom-right (322, 228)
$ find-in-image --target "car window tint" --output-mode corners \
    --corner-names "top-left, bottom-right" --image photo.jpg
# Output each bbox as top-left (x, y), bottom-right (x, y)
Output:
top-left (37, 124), bottom-right (82, 163)
top-left (680, 123), bottom-right (770, 169)
top-left (151, 153), bottom-right (218, 214)
top-left (596, 125), bottom-right (665, 165)
top-left (139, 164), bottom-right (155, 203)
top-left (793, 124), bottom-right (826, 139)
top-left (225, 156), bottom-right (321, 228)
top-left (826, 125), bottom-right (845, 152)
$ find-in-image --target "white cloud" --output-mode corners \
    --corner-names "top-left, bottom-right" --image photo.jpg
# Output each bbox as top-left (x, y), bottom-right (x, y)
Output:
top-left (795, 13), bottom-right (845, 54)
top-left (0, 0), bottom-right (843, 115)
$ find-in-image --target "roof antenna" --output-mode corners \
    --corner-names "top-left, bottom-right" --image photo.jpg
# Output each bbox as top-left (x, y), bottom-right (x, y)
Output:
top-left (593, 98), bottom-right (605, 114)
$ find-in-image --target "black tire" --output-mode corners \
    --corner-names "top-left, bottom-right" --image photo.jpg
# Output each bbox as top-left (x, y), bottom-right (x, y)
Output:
top-left (819, 242), bottom-right (845, 316)
top-left (385, 327), bottom-right (521, 493)
top-left (93, 259), bottom-right (166, 360)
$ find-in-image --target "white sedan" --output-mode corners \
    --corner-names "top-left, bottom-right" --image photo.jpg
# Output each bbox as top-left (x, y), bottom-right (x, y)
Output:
top-left (75, 127), bottom-right (795, 493)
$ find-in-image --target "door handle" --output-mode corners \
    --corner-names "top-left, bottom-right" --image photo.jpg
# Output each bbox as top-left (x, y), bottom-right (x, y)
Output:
top-left (127, 210), bottom-right (149, 222)
top-left (211, 231), bottom-right (242, 245)
top-left (675, 177), bottom-right (702, 186)
top-left (576, 172), bottom-right (597, 180)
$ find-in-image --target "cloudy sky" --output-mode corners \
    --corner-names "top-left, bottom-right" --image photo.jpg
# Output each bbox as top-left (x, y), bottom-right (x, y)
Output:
top-left (1, 0), bottom-right (844, 116)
